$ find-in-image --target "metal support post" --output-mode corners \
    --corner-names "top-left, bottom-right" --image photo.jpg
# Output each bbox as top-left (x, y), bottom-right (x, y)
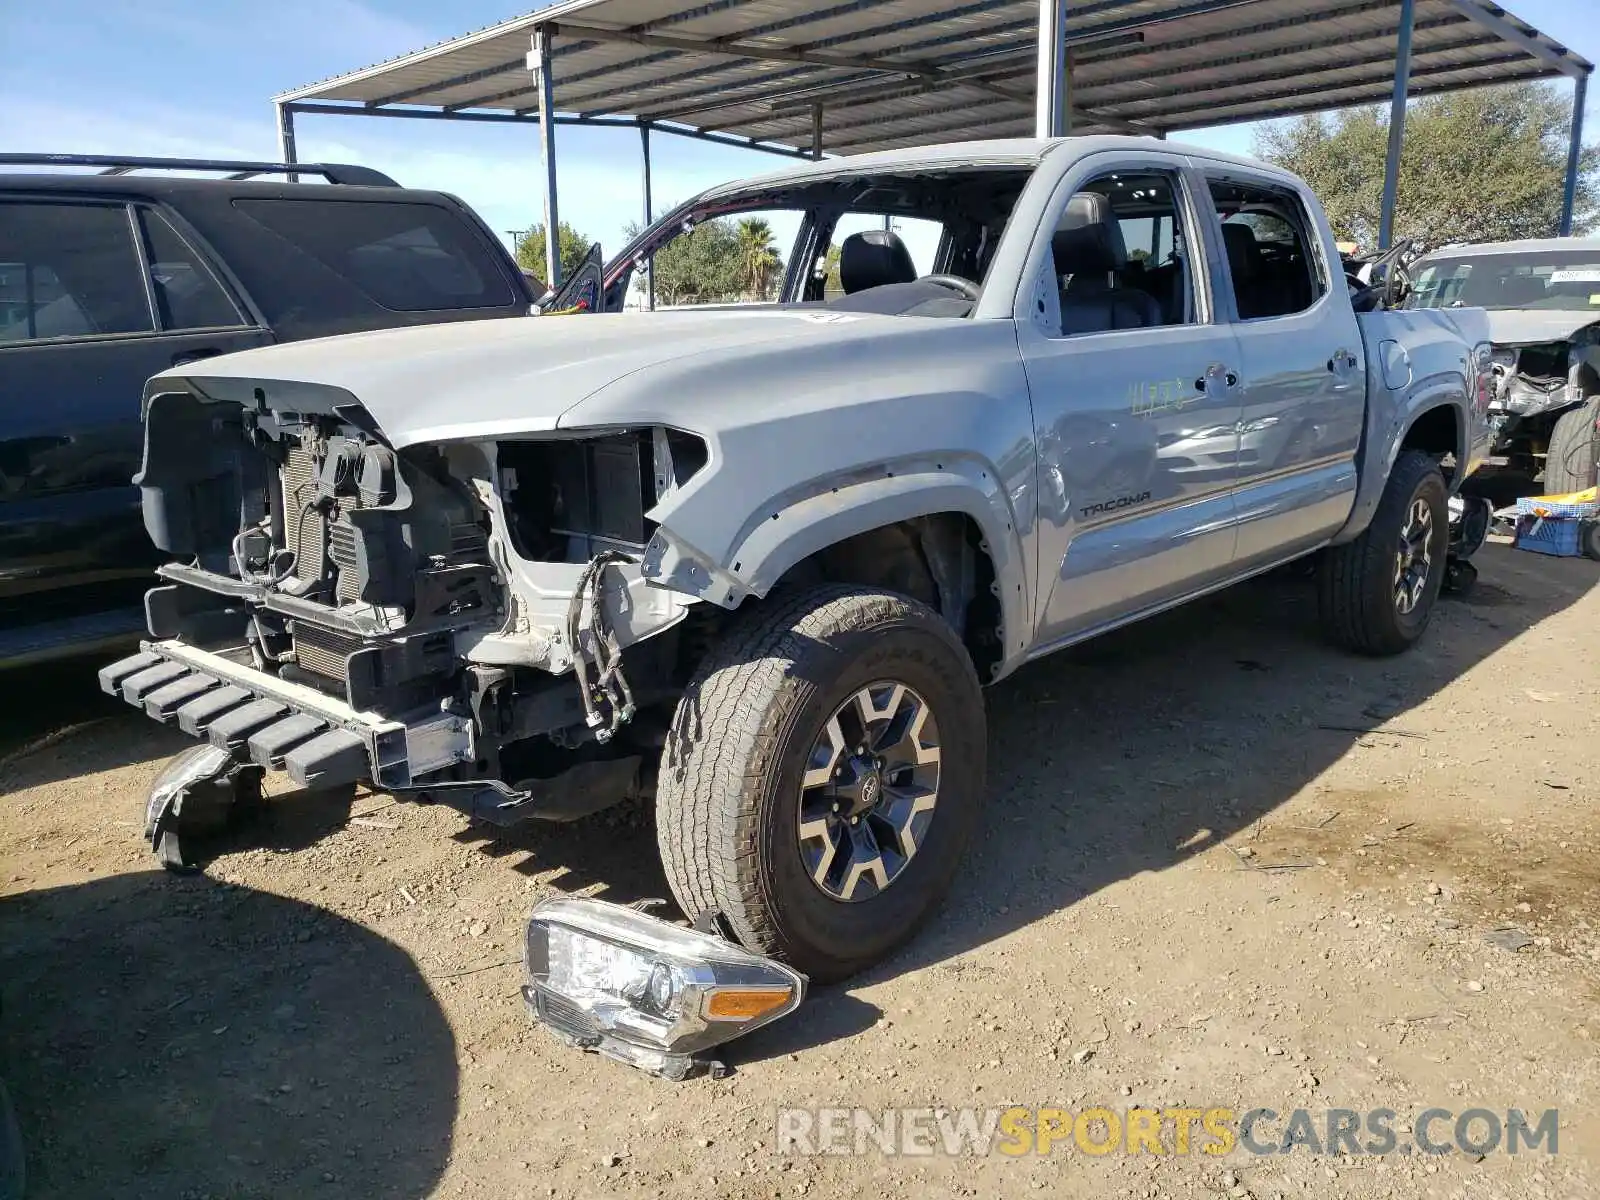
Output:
top-left (275, 103), bottom-right (298, 164)
top-left (1378, 0), bottom-right (1414, 250)
top-left (1036, 0), bottom-right (1068, 138)
top-left (811, 104), bottom-right (824, 160)
top-left (641, 122), bottom-right (655, 310)
top-left (530, 24), bottom-right (563, 289)
top-left (1561, 72), bottom-right (1588, 236)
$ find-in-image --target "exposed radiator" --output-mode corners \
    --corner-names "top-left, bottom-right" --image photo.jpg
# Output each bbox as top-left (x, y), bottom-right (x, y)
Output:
top-left (293, 621), bottom-right (362, 683)
top-left (282, 443), bottom-right (325, 585)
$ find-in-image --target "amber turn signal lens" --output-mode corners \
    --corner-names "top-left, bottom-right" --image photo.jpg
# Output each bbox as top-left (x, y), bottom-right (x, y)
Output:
top-left (704, 987), bottom-right (794, 1021)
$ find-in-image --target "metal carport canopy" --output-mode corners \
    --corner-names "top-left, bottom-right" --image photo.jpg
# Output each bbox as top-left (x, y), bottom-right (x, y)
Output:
top-left (274, 0), bottom-right (1591, 284)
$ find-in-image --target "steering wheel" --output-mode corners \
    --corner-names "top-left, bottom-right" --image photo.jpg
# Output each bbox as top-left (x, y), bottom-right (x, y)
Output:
top-left (922, 273), bottom-right (982, 301)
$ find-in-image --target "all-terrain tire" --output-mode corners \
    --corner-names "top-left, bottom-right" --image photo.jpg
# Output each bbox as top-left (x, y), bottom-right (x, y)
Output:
top-left (1543, 396), bottom-right (1599, 494)
top-left (656, 585), bottom-right (986, 983)
top-left (1318, 449), bottom-right (1449, 655)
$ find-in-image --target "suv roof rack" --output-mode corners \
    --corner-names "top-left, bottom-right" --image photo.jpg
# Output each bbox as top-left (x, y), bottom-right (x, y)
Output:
top-left (0, 154), bottom-right (398, 187)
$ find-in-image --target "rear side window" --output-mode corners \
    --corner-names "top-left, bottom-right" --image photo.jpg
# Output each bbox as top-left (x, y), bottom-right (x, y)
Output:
top-left (1206, 179), bottom-right (1327, 320)
top-left (0, 203), bottom-right (154, 342)
top-left (231, 199), bottom-right (513, 312)
top-left (138, 210), bottom-right (245, 330)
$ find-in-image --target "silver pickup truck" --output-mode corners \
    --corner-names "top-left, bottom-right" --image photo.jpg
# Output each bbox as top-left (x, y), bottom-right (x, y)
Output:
top-left (102, 137), bottom-right (1491, 982)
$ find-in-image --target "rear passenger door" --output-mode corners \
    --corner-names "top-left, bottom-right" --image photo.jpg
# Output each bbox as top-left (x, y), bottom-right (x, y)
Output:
top-left (1018, 153), bottom-right (1247, 648)
top-left (1200, 171), bottom-right (1365, 568)
top-left (0, 199), bottom-right (269, 613)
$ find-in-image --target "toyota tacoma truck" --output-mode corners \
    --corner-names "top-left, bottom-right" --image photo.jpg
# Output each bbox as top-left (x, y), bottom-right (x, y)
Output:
top-left (101, 137), bottom-right (1491, 982)
top-left (1408, 236), bottom-right (1600, 494)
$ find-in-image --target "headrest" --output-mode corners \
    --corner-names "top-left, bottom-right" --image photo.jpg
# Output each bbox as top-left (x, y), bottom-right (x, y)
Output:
top-left (839, 229), bottom-right (918, 294)
top-left (1221, 223), bottom-right (1264, 280)
top-left (1051, 192), bottom-right (1127, 276)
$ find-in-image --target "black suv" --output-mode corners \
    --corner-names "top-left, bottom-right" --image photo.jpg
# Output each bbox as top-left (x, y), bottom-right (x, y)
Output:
top-left (0, 154), bottom-right (533, 667)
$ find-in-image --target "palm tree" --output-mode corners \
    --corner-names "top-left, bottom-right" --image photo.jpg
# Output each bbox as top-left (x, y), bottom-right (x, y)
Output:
top-left (735, 218), bottom-right (783, 300)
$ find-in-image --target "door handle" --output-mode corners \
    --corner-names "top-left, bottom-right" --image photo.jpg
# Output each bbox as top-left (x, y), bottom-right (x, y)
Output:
top-left (1196, 369), bottom-right (1240, 391)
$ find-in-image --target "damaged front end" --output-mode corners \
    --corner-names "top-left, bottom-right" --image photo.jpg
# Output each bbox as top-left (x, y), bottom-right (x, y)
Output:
top-left (1484, 324), bottom-right (1600, 473)
top-left (101, 377), bottom-right (713, 826)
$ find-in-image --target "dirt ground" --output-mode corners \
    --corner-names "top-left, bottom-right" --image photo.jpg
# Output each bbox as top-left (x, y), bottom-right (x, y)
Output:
top-left (3, 539), bottom-right (1598, 1200)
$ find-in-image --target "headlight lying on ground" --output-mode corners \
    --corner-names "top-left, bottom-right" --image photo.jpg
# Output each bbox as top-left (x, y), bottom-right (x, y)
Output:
top-left (523, 896), bottom-right (806, 1080)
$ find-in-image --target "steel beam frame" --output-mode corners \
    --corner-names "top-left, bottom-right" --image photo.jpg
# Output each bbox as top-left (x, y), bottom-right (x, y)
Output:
top-left (1440, 0), bottom-right (1584, 78)
top-left (1135, 50), bottom-right (1531, 128)
top-left (1158, 60), bottom-right (1559, 130)
top-left (1086, 33), bottom-right (1498, 117)
top-left (279, 101), bottom-right (816, 159)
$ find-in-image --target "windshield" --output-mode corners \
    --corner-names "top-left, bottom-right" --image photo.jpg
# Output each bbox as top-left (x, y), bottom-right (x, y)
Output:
top-left (1407, 249), bottom-right (1600, 312)
top-left (603, 164), bottom-right (1033, 316)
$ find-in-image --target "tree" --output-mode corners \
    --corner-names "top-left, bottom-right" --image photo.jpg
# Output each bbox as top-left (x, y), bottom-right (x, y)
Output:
top-left (623, 215), bottom-right (745, 306)
top-left (513, 221), bottom-right (594, 284)
top-left (735, 218), bottom-right (784, 300)
top-left (1253, 82), bottom-right (1597, 254)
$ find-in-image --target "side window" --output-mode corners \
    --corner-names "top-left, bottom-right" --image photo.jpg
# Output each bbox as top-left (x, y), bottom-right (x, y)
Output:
top-left (0, 203), bottom-right (154, 343)
top-left (1207, 179), bottom-right (1326, 320)
top-left (821, 213), bottom-right (944, 300)
top-left (231, 199), bottom-right (516, 312)
top-left (138, 211), bottom-right (245, 331)
top-left (1047, 169), bottom-right (1195, 336)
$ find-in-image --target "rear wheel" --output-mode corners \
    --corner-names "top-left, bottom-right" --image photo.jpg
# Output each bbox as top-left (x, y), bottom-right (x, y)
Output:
top-left (656, 586), bottom-right (986, 983)
top-left (1318, 450), bottom-right (1449, 655)
top-left (1543, 397), bottom-right (1599, 494)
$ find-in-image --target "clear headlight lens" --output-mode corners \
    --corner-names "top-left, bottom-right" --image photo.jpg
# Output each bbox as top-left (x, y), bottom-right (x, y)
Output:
top-left (524, 896), bottom-right (806, 1079)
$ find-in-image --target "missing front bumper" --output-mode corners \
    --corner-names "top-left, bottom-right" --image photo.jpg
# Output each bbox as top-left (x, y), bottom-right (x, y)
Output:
top-left (99, 641), bottom-right (471, 791)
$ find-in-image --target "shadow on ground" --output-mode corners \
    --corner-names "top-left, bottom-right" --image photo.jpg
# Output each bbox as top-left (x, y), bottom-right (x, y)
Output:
top-left (0, 872), bottom-right (456, 1200)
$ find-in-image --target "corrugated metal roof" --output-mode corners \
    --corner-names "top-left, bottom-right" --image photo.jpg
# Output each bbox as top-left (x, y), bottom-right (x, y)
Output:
top-left (278, 0), bottom-right (1590, 157)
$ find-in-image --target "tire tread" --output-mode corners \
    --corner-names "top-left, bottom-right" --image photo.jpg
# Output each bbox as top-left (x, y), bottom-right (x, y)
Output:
top-left (655, 585), bottom-right (980, 974)
top-left (1318, 449), bottom-right (1447, 656)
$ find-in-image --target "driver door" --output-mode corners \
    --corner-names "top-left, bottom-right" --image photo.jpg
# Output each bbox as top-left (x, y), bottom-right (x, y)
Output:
top-left (1016, 153), bottom-right (1246, 649)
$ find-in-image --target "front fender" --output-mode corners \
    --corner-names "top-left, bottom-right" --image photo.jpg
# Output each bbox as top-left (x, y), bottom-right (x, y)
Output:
top-left (641, 456), bottom-right (1028, 659)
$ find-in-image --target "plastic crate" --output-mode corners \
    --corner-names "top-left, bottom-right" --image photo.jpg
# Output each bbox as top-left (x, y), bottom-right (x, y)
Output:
top-left (1513, 513), bottom-right (1585, 557)
top-left (1514, 487), bottom-right (1599, 520)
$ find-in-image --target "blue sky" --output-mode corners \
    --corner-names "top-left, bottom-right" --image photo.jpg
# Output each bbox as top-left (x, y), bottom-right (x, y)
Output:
top-left (2, 0), bottom-right (1594, 257)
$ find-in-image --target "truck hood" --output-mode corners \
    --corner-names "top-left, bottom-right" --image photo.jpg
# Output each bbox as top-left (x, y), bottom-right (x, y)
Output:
top-left (154, 309), bottom-right (885, 449)
top-left (1483, 309), bottom-right (1600, 347)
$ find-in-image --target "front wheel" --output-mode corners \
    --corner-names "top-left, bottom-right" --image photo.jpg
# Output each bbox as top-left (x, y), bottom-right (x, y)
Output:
top-left (656, 586), bottom-right (986, 983)
top-left (1318, 449), bottom-right (1449, 655)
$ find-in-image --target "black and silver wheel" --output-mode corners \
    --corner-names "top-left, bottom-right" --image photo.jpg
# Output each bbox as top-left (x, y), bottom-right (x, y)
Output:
top-left (656, 585), bottom-right (985, 983)
top-left (1394, 495), bottom-right (1436, 616)
top-left (1318, 449), bottom-right (1450, 655)
top-left (797, 682), bottom-right (941, 903)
